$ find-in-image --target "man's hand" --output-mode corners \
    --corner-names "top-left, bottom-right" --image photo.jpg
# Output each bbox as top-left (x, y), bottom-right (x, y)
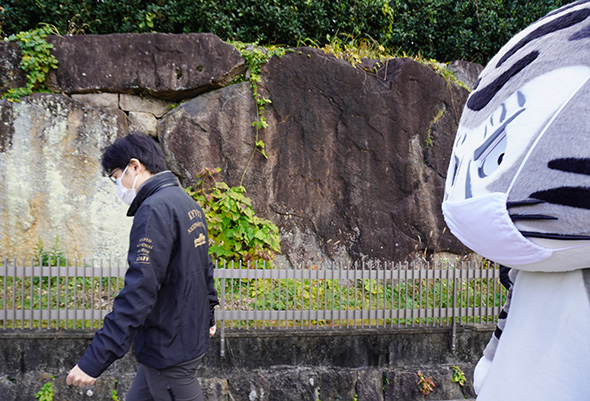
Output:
top-left (209, 325), bottom-right (216, 337)
top-left (66, 364), bottom-right (96, 388)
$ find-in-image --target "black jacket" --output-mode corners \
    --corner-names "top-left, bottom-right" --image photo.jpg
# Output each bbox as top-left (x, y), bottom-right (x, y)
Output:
top-left (78, 171), bottom-right (219, 378)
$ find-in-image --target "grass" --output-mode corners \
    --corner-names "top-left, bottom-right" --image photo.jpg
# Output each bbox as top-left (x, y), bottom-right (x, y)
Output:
top-left (218, 273), bottom-right (506, 330)
top-left (1, 274), bottom-right (124, 329)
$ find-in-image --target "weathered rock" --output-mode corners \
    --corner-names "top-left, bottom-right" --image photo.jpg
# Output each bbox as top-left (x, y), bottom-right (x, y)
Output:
top-left (120, 93), bottom-right (172, 117)
top-left (71, 93), bottom-right (119, 109)
top-left (159, 48), bottom-right (469, 264)
top-left (200, 378), bottom-right (230, 401)
top-left (225, 372), bottom-right (271, 401)
top-left (448, 60), bottom-right (484, 90)
top-left (46, 33), bottom-right (247, 101)
top-left (384, 367), bottom-right (472, 401)
top-left (0, 94), bottom-right (132, 259)
top-left (227, 369), bottom-right (331, 401)
top-left (0, 100), bottom-right (14, 153)
top-left (316, 369), bottom-right (359, 401)
top-left (128, 111), bottom-right (158, 137)
top-left (0, 41), bottom-right (27, 94)
top-left (159, 79), bottom-right (255, 176)
top-left (0, 376), bottom-right (17, 401)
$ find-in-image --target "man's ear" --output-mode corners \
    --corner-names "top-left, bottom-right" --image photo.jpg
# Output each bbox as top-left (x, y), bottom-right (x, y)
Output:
top-left (128, 158), bottom-right (143, 173)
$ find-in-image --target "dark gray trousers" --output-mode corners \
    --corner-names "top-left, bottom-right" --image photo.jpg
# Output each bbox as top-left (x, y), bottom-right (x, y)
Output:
top-left (126, 356), bottom-right (204, 401)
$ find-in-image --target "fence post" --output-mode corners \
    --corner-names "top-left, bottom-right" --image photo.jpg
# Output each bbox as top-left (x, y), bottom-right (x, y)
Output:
top-left (219, 260), bottom-right (226, 358)
top-left (451, 262), bottom-right (457, 352)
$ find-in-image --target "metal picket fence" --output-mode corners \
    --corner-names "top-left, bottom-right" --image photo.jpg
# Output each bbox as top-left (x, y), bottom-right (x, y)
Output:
top-left (0, 257), bottom-right (506, 353)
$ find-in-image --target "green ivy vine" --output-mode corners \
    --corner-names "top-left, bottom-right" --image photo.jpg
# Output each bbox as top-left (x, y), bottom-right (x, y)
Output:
top-left (186, 167), bottom-right (281, 264)
top-left (231, 42), bottom-right (293, 184)
top-left (2, 24), bottom-right (59, 101)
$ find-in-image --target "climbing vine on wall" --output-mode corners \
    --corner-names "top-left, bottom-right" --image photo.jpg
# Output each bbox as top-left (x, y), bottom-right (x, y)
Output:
top-left (231, 42), bottom-right (292, 184)
top-left (2, 24), bottom-right (59, 101)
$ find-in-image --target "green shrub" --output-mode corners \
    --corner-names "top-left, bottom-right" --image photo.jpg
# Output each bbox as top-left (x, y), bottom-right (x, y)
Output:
top-left (2, 0), bottom-right (571, 64)
top-left (185, 167), bottom-right (281, 263)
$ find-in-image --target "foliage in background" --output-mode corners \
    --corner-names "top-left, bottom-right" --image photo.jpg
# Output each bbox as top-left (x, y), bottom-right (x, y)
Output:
top-left (185, 167), bottom-right (281, 263)
top-left (1, 24), bottom-right (58, 101)
top-left (1, 0), bottom-right (571, 65)
top-left (302, 33), bottom-right (390, 68)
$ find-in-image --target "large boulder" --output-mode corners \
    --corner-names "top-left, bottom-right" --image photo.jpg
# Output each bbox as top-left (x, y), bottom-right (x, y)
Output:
top-left (159, 81), bottom-right (255, 180)
top-left (46, 33), bottom-right (246, 101)
top-left (159, 48), bottom-right (469, 265)
top-left (0, 94), bottom-right (131, 259)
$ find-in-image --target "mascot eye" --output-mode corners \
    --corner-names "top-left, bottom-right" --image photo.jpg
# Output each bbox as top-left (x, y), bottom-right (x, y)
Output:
top-left (477, 131), bottom-right (507, 178)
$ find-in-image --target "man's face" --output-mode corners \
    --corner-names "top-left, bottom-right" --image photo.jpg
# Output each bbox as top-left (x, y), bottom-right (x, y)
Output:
top-left (109, 164), bottom-right (135, 190)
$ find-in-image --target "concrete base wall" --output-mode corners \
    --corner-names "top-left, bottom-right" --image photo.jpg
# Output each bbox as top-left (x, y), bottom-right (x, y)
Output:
top-left (0, 326), bottom-right (493, 401)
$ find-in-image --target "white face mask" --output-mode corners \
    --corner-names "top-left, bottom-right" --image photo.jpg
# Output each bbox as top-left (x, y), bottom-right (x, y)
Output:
top-left (442, 193), bottom-right (553, 266)
top-left (115, 165), bottom-right (139, 205)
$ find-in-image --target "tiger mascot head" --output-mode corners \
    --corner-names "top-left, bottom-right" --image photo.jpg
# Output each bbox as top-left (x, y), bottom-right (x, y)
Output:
top-left (442, 1), bottom-right (590, 271)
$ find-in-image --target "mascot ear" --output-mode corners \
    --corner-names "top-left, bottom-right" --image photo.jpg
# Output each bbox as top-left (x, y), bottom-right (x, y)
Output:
top-left (442, 3), bottom-right (590, 271)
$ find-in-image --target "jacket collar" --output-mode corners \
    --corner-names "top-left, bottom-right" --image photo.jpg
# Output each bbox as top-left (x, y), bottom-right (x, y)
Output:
top-left (127, 170), bottom-right (180, 216)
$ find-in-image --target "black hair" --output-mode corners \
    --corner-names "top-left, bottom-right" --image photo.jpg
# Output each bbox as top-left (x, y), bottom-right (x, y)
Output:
top-left (101, 133), bottom-right (167, 174)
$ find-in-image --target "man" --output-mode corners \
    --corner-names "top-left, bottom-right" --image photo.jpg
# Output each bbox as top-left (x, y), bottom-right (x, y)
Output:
top-left (67, 133), bottom-right (219, 401)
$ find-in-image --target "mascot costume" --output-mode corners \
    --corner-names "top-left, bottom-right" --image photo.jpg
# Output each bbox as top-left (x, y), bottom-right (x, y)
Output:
top-left (442, 1), bottom-right (590, 400)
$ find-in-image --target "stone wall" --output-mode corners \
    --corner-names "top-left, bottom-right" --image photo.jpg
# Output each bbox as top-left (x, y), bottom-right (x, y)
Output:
top-left (0, 326), bottom-right (493, 401)
top-left (0, 33), bottom-right (483, 264)
top-left (0, 33), bottom-right (245, 259)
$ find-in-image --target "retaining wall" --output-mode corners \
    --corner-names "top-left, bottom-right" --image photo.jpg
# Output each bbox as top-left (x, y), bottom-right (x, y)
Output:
top-left (0, 326), bottom-right (493, 401)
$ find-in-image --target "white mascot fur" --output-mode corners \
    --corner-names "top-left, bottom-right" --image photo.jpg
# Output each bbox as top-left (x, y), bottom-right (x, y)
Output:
top-left (442, 1), bottom-right (590, 400)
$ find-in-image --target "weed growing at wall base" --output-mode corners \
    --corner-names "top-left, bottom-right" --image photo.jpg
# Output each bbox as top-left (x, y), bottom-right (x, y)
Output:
top-left (35, 377), bottom-right (54, 401)
top-left (34, 236), bottom-right (65, 267)
top-left (417, 371), bottom-right (435, 397)
top-left (111, 379), bottom-right (120, 401)
top-left (450, 365), bottom-right (466, 387)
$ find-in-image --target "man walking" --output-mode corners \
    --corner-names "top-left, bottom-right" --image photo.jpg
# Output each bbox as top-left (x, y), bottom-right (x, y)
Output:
top-left (67, 133), bottom-right (218, 401)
